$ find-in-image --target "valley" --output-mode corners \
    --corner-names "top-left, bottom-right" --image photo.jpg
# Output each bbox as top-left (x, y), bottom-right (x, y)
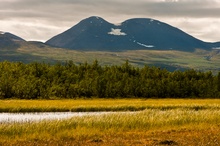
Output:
top-left (1, 16), bottom-right (220, 73)
top-left (16, 45), bottom-right (220, 73)
top-left (2, 0), bottom-right (220, 145)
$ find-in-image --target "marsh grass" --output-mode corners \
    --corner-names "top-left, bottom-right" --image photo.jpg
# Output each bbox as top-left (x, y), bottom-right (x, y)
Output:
top-left (1, 108), bottom-right (220, 145)
top-left (1, 99), bottom-right (220, 112)
top-left (1, 99), bottom-right (220, 145)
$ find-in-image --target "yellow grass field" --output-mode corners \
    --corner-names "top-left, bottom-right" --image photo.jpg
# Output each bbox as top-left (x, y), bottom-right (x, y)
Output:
top-left (0, 99), bottom-right (220, 145)
top-left (1, 98), bottom-right (220, 112)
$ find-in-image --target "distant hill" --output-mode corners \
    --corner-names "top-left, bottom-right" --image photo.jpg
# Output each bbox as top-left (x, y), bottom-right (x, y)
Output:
top-left (46, 16), bottom-right (220, 52)
top-left (0, 31), bottom-right (25, 50)
top-left (0, 32), bottom-right (58, 63)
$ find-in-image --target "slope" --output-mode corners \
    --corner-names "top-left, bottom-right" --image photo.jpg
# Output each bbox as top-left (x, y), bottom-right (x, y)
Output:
top-left (46, 16), bottom-right (220, 52)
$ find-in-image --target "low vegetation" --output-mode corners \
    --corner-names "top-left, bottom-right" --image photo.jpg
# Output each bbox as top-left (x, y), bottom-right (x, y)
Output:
top-left (0, 58), bottom-right (220, 145)
top-left (2, 42), bottom-right (220, 73)
top-left (1, 99), bottom-right (220, 113)
top-left (0, 99), bottom-right (220, 145)
top-left (0, 60), bottom-right (220, 99)
top-left (18, 45), bottom-right (220, 72)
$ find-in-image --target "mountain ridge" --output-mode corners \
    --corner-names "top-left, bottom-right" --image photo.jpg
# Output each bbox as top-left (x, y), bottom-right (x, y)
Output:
top-left (1, 17), bottom-right (220, 73)
top-left (46, 16), bottom-right (220, 52)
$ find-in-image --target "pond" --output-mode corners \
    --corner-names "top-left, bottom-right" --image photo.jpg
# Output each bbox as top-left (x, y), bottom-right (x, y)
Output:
top-left (0, 112), bottom-right (119, 123)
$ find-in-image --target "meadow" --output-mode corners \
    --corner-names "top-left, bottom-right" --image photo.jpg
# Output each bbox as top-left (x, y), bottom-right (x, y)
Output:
top-left (0, 99), bottom-right (220, 145)
top-left (18, 45), bottom-right (220, 73)
top-left (1, 98), bottom-right (220, 112)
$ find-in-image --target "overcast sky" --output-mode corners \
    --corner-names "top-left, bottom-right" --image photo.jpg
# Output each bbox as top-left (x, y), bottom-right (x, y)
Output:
top-left (1, 0), bottom-right (219, 42)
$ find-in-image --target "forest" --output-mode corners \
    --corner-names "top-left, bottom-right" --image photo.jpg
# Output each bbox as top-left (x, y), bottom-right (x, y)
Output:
top-left (0, 60), bottom-right (220, 99)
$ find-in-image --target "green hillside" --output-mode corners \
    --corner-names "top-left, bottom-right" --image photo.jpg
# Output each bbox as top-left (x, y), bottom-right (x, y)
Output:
top-left (1, 41), bottom-right (220, 73)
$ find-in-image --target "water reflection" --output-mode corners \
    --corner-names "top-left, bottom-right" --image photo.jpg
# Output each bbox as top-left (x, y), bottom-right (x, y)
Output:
top-left (0, 112), bottom-right (112, 123)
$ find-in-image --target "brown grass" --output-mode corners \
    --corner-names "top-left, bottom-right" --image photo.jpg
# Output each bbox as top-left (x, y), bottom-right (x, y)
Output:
top-left (1, 99), bottom-right (220, 145)
top-left (1, 126), bottom-right (220, 146)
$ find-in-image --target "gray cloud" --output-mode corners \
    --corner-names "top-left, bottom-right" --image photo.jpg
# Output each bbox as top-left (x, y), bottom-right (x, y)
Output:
top-left (0, 0), bottom-right (219, 42)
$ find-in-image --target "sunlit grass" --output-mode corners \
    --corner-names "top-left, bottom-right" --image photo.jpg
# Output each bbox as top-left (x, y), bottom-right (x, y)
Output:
top-left (1, 99), bottom-right (220, 145)
top-left (1, 98), bottom-right (220, 112)
top-left (1, 108), bottom-right (220, 145)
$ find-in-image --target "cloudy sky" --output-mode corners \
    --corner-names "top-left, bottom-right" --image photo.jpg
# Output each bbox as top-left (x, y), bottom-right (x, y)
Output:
top-left (1, 0), bottom-right (220, 42)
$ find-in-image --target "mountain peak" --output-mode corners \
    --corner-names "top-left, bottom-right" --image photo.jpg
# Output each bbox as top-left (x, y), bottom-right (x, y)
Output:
top-left (87, 16), bottom-right (103, 20)
top-left (46, 16), bottom-right (220, 51)
top-left (0, 31), bottom-right (25, 41)
top-left (79, 16), bottom-right (109, 25)
top-left (123, 17), bottom-right (156, 22)
top-left (122, 18), bottom-right (164, 27)
top-left (4, 32), bottom-right (25, 41)
top-left (0, 31), bottom-right (5, 35)
top-left (0, 32), bottom-right (25, 50)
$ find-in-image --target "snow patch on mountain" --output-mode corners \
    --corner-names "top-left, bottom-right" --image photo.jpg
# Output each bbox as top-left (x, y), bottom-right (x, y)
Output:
top-left (137, 42), bottom-right (154, 48)
top-left (0, 31), bottom-right (5, 34)
top-left (108, 28), bottom-right (127, 36)
top-left (212, 47), bottom-right (220, 50)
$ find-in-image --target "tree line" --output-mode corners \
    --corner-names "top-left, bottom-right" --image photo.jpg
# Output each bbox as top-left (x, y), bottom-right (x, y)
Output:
top-left (0, 60), bottom-right (220, 99)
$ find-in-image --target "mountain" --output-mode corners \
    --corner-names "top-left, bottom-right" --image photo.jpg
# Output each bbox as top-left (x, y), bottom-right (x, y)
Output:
top-left (0, 31), bottom-right (25, 50)
top-left (46, 16), bottom-right (220, 52)
top-left (1, 19), bottom-right (220, 73)
top-left (0, 32), bottom-right (59, 63)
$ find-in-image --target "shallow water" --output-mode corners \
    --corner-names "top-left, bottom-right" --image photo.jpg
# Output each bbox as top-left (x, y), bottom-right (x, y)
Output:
top-left (0, 112), bottom-right (116, 123)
